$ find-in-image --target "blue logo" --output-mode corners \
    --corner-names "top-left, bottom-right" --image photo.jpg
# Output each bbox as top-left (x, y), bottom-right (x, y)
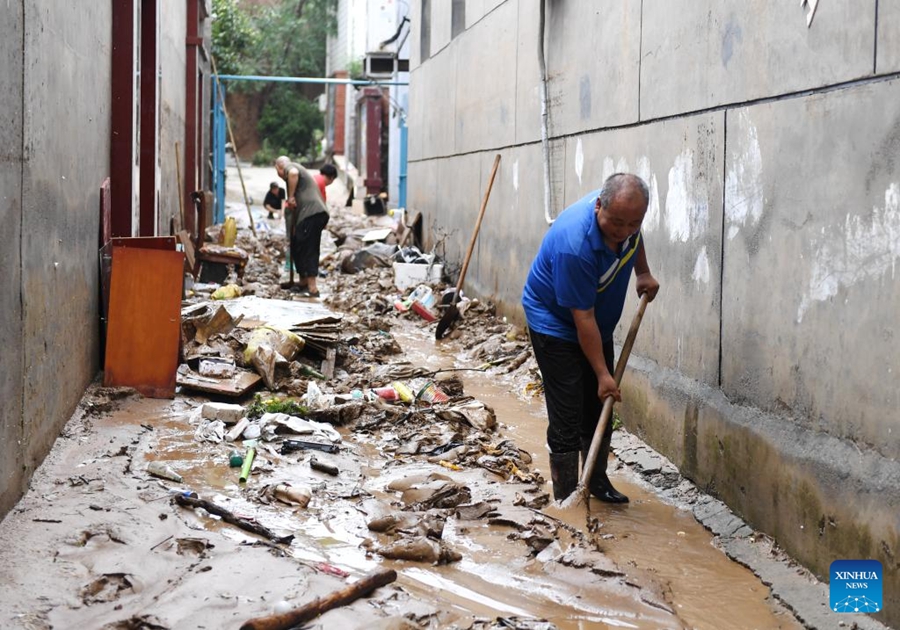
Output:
top-left (830, 560), bottom-right (882, 613)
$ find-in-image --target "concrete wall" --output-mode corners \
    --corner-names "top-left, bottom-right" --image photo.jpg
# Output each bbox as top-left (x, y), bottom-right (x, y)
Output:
top-left (408, 0), bottom-right (900, 624)
top-left (0, 1), bottom-right (111, 516)
top-left (0, 0), bottom-right (26, 516)
top-left (159, 4), bottom-right (187, 235)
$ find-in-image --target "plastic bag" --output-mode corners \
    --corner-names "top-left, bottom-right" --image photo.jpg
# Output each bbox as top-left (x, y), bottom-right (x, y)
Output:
top-left (243, 326), bottom-right (305, 388)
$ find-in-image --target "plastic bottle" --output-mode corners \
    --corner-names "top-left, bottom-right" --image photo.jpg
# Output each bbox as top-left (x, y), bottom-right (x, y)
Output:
top-left (147, 461), bottom-right (183, 483)
top-left (391, 381), bottom-right (415, 403)
top-left (222, 216), bottom-right (237, 247)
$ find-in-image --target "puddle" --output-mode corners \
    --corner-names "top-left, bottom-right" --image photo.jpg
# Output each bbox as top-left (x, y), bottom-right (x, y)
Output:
top-left (393, 324), bottom-right (802, 630)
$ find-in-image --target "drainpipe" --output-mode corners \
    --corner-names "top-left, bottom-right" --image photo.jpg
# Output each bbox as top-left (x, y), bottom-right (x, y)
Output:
top-left (539, 0), bottom-right (554, 225)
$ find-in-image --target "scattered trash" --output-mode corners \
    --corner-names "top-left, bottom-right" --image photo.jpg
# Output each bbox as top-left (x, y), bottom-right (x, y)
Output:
top-left (226, 417), bottom-right (250, 442)
top-left (199, 357), bottom-right (236, 378)
top-left (212, 283), bottom-right (242, 300)
top-left (173, 493), bottom-right (293, 544)
top-left (417, 381), bottom-right (449, 404)
top-left (280, 439), bottom-right (339, 454)
top-left (391, 381), bottom-right (415, 404)
top-left (194, 420), bottom-right (225, 443)
top-left (271, 483), bottom-right (312, 508)
top-left (147, 461), bottom-right (183, 483)
top-left (243, 326), bottom-right (305, 389)
top-left (377, 537), bottom-right (462, 564)
top-left (201, 402), bottom-right (245, 424)
top-left (309, 456), bottom-right (339, 476)
top-left (239, 568), bottom-right (397, 630)
top-left (239, 440), bottom-right (257, 483)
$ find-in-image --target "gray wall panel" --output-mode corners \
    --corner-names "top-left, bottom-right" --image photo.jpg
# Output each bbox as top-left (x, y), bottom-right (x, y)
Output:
top-left (455, 1), bottom-right (518, 153)
top-left (641, 0), bottom-right (875, 119)
top-left (721, 81), bottom-right (900, 459)
top-left (546, 1), bottom-right (641, 133)
top-left (0, 0), bottom-right (25, 516)
top-left (21, 0), bottom-right (110, 470)
top-left (877, 0), bottom-right (900, 73)
top-left (514, 0), bottom-right (541, 145)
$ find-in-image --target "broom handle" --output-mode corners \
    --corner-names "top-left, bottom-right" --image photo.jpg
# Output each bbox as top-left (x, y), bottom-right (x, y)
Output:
top-left (451, 154), bottom-right (501, 305)
top-left (579, 292), bottom-right (650, 489)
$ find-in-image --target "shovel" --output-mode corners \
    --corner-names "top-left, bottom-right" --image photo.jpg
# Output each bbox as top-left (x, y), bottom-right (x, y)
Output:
top-left (435, 154), bottom-right (501, 340)
top-left (559, 292), bottom-right (650, 509)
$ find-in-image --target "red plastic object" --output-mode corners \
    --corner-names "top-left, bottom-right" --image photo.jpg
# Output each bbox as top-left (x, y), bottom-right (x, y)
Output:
top-left (411, 300), bottom-right (437, 322)
top-left (373, 386), bottom-right (398, 401)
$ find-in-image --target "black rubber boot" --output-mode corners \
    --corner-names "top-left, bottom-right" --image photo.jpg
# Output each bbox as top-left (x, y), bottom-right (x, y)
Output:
top-left (548, 451), bottom-right (580, 501)
top-left (581, 432), bottom-right (629, 503)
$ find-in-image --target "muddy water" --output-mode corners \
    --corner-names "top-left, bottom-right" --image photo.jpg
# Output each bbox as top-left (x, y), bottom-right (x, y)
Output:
top-left (393, 324), bottom-right (801, 630)
top-left (130, 321), bottom-right (801, 629)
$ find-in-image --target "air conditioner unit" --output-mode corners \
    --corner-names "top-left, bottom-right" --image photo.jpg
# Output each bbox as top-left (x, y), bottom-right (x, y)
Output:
top-left (365, 52), bottom-right (397, 79)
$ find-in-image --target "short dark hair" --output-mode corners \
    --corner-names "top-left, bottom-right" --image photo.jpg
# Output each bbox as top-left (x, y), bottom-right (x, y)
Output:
top-left (320, 164), bottom-right (338, 178)
top-left (270, 181), bottom-right (279, 189)
top-left (599, 173), bottom-right (649, 209)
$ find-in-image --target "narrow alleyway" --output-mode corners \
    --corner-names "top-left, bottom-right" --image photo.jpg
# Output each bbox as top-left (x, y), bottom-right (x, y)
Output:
top-left (0, 165), bottom-right (860, 630)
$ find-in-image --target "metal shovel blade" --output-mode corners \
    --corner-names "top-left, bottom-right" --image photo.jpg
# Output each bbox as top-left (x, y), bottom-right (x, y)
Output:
top-left (435, 303), bottom-right (459, 340)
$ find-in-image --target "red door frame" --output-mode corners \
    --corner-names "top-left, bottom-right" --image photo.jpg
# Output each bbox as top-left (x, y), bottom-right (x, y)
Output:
top-left (110, 0), bottom-right (136, 238)
top-left (139, 0), bottom-right (158, 236)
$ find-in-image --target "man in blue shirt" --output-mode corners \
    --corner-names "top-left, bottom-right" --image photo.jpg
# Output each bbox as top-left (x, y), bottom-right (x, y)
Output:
top-left (523, 173), bottom-right (660, 502)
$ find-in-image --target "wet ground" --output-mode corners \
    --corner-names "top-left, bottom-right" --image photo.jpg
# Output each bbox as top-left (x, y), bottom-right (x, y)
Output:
top-left (0, 316), bottom-right (806, 629)
top-left (0, 163), bottom-right (851, 629)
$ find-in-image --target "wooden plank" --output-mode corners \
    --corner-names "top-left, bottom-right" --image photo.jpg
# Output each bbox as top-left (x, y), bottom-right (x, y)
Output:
top-left (176, 368), bottom-right (261, 397)
top-left (111, 236), bottom-right (177, 251)
top-left (104, 246), bottom-right (184, 398)
top-left (176, 230), bottom-right (197, 273)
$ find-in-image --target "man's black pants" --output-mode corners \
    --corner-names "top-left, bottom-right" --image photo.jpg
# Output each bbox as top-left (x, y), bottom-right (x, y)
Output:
top-left (291, 212), bottom-right (329, 277)
top-left (529, 329), bottom-right (615, 454)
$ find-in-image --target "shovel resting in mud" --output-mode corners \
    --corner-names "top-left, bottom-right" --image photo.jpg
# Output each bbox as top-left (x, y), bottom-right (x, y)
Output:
top-left (435, 154), bottom-right (501, 340)
top-left (559, 292), bottom-right (650, 510)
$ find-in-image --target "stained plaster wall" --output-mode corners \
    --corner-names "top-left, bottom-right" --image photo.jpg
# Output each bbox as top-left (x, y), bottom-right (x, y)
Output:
top-left (0, 1), bottom-right (111, 517)
top-left (159, 5), bottom-right (188, 235)
top-left (408, 0), bottom-right (900, 624)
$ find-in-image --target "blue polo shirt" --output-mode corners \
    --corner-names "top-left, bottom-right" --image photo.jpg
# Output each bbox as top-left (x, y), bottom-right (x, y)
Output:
top-left (522, 191), bottom-right (641, 343)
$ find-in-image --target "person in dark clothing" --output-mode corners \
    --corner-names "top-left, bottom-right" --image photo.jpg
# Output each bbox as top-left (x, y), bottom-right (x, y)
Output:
top-left (522, 173), bottom-right (660, 503)
top-left (264, 182), bottom-right (286, 219)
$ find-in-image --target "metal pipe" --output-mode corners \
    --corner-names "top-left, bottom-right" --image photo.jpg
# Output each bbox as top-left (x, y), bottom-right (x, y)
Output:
top-left (217, 74), bottom-right (409, 87)
top-left (538, 0), bottom-right (554, 225)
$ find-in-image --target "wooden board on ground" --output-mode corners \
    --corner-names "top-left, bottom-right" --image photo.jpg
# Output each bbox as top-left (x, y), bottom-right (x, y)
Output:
top-left (221, 296), bottom-right (341, 330)
top-left (176, 368), bottom-right (261, 397)
top-left (104, 246), bottom-right (184, 398)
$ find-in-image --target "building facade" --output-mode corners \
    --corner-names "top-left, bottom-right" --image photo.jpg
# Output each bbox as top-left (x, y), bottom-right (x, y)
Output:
top-left (0, 0), bottom-right (211, 517)
top-left (326, 0), bottom-right (410, 206)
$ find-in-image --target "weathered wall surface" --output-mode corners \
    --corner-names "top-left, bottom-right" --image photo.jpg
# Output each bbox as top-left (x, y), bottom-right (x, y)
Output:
top-left (159, 4), bottom-right (187, 235)
top-left (0, 1), bottom-right (111, 517)
top-left (408, 0), bottom-right (900, 624)
top-left (0, 1), bottom-right (26, 515)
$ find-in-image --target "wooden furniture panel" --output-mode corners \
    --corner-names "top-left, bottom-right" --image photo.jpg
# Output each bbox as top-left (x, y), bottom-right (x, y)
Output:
top-left (103, 246), bottom-right (184, 398)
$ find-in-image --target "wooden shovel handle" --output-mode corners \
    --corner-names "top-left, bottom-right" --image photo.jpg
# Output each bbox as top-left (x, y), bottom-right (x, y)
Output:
top-left (580, 292), bottom-right (650, 489)
top-left (452, 154), bottom-right (501, 304)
